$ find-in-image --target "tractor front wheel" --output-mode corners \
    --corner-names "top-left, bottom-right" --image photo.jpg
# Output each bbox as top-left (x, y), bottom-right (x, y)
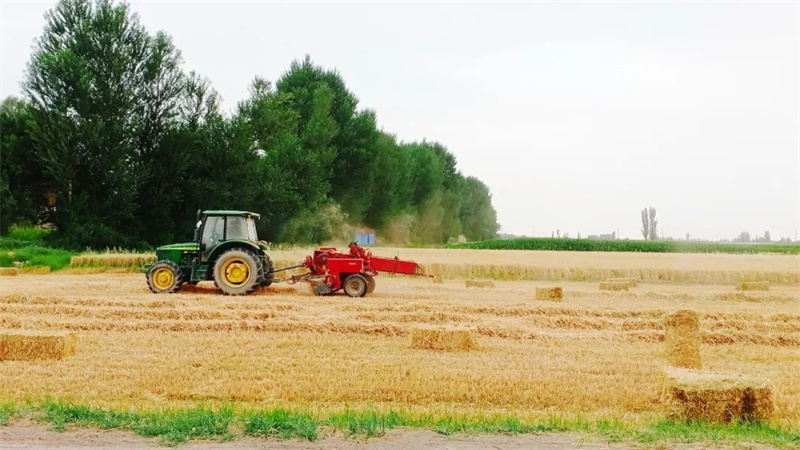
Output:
top-left (147, 261), bottom-right (183, 294)
top-left (213, 248), bottom-right (262, 295)
top-left (343, 274), bottom-right (368, 298)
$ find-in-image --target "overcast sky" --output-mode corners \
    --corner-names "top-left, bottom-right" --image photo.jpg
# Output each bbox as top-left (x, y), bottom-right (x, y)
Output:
top-left (2, 1), bottom-right (798, 241)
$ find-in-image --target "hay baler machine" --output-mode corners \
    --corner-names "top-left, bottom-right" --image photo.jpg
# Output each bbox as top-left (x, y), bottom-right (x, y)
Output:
top-left (274, 242), bottom-right (427, 297)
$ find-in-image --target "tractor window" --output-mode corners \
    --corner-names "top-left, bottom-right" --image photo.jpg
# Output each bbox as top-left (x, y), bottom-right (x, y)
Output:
top-left (202, 216), bottom-right (224, 249)
top-left (246, 218), bottom-right (258, 241)
top-left (226, 216), bottom-right (249, 241)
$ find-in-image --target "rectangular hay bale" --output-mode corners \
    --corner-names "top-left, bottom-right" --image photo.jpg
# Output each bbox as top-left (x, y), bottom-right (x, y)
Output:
top-left (599, 281), bottom-right (629, 291)
top-left (465, 280), bottom-right (495, 289)
top-left (736, 281), bottom-right (769, 291)
top-left (665, 368), bottom-right (773, 423)
top-left (410, 327), bottom-right (478, 351)
top-left (606, 278), bottom-right (637, 288)
top-left (535, 287), bottom-right (563, 301)
top-left (20, 266), bottom-right (51, 275)
top-left (0, 267), bottom-right (19, 276)
top-left (0, 330), bottom-right (78, 361)
top-left (665, 310), bottom-right (702, 369)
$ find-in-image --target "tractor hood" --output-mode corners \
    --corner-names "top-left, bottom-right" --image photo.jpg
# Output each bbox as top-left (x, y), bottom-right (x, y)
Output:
top-left (157, 242), bottom-right (200, 252)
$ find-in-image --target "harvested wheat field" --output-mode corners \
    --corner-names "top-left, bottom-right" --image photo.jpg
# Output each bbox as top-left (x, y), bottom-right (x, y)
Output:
top-left (1, 250), bottom-right (800, 440)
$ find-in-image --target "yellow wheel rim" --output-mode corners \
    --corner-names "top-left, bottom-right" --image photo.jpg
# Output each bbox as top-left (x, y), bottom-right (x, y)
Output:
top-left (222, 258), bottom-right (250, 287)
top-left (152, 267), bottom-right (175, 290)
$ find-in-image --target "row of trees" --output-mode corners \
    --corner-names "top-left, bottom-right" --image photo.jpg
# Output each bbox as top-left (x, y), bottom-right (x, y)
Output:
top-left (1, 0), bottom-right (499, 249)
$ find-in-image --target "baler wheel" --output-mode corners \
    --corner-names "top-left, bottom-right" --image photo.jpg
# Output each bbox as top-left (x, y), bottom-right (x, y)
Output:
top-left (343, 274), bottom-right (368, 298)
top-left (365, 275), bottom-right (376, 294)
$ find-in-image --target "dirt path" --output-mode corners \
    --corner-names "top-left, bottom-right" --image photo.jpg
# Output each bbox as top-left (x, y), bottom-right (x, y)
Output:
top-left (0, 419), bottom-right (774, 449)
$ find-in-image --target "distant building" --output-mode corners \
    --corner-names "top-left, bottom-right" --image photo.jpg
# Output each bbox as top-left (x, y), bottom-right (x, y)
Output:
top-left (355, 228), bottom-right (376, 245)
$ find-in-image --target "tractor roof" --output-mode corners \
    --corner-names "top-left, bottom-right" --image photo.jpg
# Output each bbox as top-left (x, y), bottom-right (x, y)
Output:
top-left (203, 210), bottom-right (260, 219)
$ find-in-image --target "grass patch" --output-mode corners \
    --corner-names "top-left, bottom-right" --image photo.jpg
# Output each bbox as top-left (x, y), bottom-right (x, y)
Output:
top-left (0, 226), bottom-right (75, 271)
top-left (41, 400), bottom-right (233, 445)
top-left (327, 410), bottom-right (405, 437)
top-left (6, 401), bottom-right (796, 448)
top-left (244, 409), bottom-right (318, 440)
top-left (0, 403), bottom-right (16, 426)
top-left (0, 245), bottom-right (74, 270)
top-left (133, 407), bottom-right (234, 445)
top-left (630, 420), bottom-right (800, 448)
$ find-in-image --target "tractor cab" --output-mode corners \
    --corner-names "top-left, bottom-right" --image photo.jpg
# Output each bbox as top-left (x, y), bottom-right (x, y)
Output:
top-left (146, 210), bottom-right (274, 295)
top-left (194, 210), bottom-right (260, 262)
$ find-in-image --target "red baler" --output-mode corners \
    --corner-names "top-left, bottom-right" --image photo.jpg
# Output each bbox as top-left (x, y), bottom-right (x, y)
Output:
top-left (277, 242), bottom-right (426, 297)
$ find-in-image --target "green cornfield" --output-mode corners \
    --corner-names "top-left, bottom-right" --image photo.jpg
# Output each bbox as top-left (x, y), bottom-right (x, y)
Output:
top-left (453, 238), bottom-right (800, 255)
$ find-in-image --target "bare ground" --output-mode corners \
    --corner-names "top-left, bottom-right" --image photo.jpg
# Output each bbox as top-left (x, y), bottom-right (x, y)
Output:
top-left (0, 419), bottom-right (779, 450)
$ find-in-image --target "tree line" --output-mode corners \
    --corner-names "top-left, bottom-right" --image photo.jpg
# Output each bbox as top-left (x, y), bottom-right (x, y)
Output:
top-left (0, 0), bottom-right (499, 249)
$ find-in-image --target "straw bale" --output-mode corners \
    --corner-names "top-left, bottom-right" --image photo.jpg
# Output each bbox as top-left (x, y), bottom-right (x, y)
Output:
top-left (69, 253), bottom-right (156, 268)
top-left (606, 278), bottom-right (638, 288)
top-left (20, 266), bottom-right (51, 275)
top-left (736, 281), bottom-right (769, 292)
top-left (0, 267), bottom-right (19, 276)
top-left (411, 327), bottom-right (478, 351)
top-left (535, 287), bottom-right (563, 301)
top-left (742, 387), bottom-right (774, 422)
top-left (0, 330), bottom-right (78, 361)
top-left (665, 367), bottom-right (773, 423)
top-left (465, 280), bottom-right (495, 289)
top-left (599, 281), bottom-right (628, 291)
top-left (428, 263), bottom-right (444, 284)
top-left (665, 310), bottom-right (702, 369)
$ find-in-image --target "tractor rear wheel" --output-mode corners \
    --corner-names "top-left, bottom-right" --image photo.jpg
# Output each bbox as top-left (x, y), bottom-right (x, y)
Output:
top-left (343, 274), bottom-right (368, 298)
top-left (213, 248), bottom-right (262, 295)
top-left (365, 275), bottom-right (376, 294)
top-left (147, 261), bottom-right (183, 294)
top-left (261, 254), bottom-right (275, 287)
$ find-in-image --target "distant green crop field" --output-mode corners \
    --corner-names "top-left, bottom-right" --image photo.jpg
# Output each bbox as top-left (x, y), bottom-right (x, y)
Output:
top-left (452, 238), bottom-right (800, 255)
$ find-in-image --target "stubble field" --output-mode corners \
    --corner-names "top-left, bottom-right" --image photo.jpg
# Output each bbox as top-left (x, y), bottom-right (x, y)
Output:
top-left (1, 249), bottom-right (799, 443)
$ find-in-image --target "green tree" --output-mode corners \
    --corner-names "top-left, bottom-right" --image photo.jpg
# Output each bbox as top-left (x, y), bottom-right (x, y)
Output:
top-left (0, 97), bottom-right (42, 233)
top-left (24, 0), bottom-right (187, 247)
top-left (365, 132), bottom-right (413, 229)
top-left (459, 176), bottom-right (499, 241)
top-left (237, 77), bottom-right (343, 242)
top-left (276, 56), bottom-right (381, 221)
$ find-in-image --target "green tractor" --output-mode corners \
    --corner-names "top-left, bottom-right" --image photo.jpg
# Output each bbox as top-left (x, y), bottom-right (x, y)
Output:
top-left (145, 210), bottom-right (275, 295)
